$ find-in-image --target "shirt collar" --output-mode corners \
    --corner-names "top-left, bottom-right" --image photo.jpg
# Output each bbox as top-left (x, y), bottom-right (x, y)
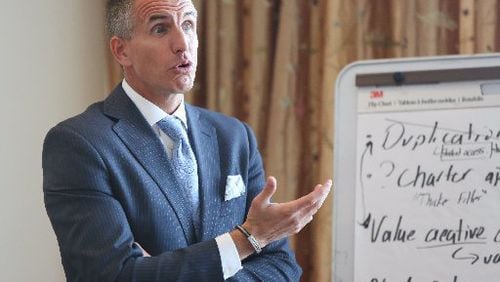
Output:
top-left (122, 79), bottom-right (188, 129)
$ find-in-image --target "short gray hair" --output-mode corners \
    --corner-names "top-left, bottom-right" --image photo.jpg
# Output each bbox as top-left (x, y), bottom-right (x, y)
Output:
top-left (105, 0), bottom-right (134, 39)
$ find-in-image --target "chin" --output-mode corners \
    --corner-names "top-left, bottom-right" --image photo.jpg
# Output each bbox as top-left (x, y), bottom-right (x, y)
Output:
top-left (175, 79), bottom-right (195, 93)
top-left (178, 83), bottom-right (194, 93)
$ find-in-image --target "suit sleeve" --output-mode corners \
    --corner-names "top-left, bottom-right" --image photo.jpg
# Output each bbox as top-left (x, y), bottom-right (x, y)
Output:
top-left (228, 123), bottom-right (302, 281)
top-left (43, 124), bottom-right (224, 282)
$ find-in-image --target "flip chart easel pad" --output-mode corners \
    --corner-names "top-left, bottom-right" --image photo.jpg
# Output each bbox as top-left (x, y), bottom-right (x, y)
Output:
top-left (332, 54), bottom-right (500, 282)
top-left (355, 81), bottom-right (500, 281)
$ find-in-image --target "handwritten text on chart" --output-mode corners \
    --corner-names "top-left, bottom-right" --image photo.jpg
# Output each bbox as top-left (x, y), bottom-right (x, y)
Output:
top-left (355, 112), bottom-right (500, 281)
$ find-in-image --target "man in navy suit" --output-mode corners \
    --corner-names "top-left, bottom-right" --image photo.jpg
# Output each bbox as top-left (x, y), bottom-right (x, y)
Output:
top-left (42, 0), bottom-right (332, 281)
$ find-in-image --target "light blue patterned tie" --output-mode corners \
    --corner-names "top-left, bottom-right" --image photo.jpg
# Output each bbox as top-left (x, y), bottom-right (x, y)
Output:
top-left (157, 117), bottom-right (200, 233)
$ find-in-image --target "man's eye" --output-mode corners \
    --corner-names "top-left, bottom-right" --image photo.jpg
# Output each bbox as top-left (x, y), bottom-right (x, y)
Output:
top-left (182, 21), bottom-right (194, 32)
top-left (152, 25), bottom-right (167, 34)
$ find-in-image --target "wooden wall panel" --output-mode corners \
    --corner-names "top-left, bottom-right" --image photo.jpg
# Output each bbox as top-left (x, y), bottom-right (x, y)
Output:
top-left (265, 0), bottom-right (299, 203)
top-left (217, 0), bottom-right (238, 116)
top-left (314, 0), bottom-right (340, 279)
top-left (438, 0), bottom-right (459, 55)
top-left (497, 0), bottom-right (500, 51)
top-left (459, 0), bottom-right (476, 53)
top-left (390, 0), bottom-right (405, 57)
top-left (416, 0), bottom-right (440, 56)
top-left (475, 0), bottom-right (497, 52)
top-left (241, 0), bottom-right (273, 143)
top-left (356, 0), bottom-right (370, 59)
top-left (402, 0), bottom-right (418, 57)
top-left (203, 0), bottom-right (219, 110)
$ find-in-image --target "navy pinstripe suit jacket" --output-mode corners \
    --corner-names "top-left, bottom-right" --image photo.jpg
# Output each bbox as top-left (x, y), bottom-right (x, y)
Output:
top-left (42, 86), bottom-right (301, 281)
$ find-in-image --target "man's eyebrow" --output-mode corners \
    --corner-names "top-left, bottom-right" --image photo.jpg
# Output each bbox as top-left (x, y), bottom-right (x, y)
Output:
top-left (147, 10), bottom-right (196, 23)
top-left (183, 11), bottom-right (197, 18)
top-left (148, 14), bottom-right (172, 23)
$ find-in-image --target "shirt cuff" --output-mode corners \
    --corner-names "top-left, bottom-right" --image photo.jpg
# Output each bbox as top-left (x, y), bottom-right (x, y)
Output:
top-left (215, 233), bottom-right (243, 280)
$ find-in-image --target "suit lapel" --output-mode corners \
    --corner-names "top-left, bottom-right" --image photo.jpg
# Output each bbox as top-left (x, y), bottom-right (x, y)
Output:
top-left (186, 105), bottom-right (224, 241)
top-left (103, 87), bottom-right (196, 244)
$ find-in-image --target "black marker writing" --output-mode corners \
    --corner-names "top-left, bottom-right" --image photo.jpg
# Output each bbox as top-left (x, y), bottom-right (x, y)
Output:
top-left (397, 164), bottom-right (472, 188)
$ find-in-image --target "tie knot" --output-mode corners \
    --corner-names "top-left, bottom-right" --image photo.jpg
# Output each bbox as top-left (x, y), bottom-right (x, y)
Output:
top-left (157, 117), bottom-right (185, 142)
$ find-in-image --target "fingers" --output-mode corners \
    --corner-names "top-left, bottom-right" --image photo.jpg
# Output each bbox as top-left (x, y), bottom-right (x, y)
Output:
top-left (288, 179), bottom-right (332, 211)
top-left (244, 178), bottom-right (332, 245)
top-left (315, 179), bottom-right (332, 205)
top-left (317, 179), bottom-right (333, 197)
top-left (254, 176), bottom-right (277, 206)
top-left (281, 180), bottom-right (332, 225)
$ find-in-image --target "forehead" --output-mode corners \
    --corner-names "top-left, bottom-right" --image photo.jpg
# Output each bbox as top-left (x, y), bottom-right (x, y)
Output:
top-left (133, 0), bottom-right (196, 21)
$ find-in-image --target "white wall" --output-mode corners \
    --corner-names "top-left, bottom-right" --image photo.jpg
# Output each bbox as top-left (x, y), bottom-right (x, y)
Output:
top-left (0, 1), bottom-right (108, 281)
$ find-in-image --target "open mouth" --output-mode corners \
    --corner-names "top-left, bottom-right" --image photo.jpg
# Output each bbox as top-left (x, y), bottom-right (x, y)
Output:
top-left (172, 61), bottom-right (193, 74)
top-left (172, 60), bottom-right (193, 74)
top-left (177, 61), bottom-right (191, 69)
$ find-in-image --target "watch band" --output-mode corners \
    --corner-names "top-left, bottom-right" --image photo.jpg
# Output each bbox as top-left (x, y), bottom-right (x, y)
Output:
top-left (235, 224), bottom-right (262, 254)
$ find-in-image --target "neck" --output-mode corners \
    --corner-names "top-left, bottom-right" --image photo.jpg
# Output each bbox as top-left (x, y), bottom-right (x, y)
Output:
top-left (124, 77), bottom-right (183, 114)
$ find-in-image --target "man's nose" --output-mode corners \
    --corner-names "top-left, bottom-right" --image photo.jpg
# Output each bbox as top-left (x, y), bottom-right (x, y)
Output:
top-left (171, 27), bottom-right (189, 54)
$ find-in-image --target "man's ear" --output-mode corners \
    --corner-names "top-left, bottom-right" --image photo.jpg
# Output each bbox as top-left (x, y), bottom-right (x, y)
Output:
top-left (109, 36), bottom-right (132, 67)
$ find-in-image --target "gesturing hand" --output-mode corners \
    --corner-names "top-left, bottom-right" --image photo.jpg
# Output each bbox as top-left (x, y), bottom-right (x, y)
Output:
top-left (242, 176), bottom-right (332, 247)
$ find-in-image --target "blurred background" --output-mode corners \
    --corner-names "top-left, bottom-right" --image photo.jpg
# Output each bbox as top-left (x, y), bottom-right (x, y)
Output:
top-left (1, 0), bottom-right (499, 281)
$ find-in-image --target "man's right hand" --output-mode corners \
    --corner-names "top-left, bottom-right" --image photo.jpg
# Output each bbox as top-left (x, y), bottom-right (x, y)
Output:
top-left (230, 176), bottom-right (332, 259)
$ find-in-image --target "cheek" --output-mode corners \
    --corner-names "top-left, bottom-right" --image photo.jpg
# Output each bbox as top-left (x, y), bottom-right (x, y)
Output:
top-left (190, 38), bottom-right (199, 61)
top-left (193, 36), bottom-right (199, 49)
top-left (135, 47), bottom-right (163, 70)
top-left (129, 44), bottom-right (152, 65)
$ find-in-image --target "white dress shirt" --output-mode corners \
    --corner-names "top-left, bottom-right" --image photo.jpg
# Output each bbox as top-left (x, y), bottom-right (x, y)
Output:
top-left (122, 80), bottom-right (242, 279)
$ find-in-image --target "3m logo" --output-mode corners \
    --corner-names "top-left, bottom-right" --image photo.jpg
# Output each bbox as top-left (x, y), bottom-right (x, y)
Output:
top-left (370, 90), bottom-right (384, 99)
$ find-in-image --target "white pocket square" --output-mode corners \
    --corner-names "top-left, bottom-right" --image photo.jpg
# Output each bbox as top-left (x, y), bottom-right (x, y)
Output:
top-left (224, 175), bottom-right (246, 201)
